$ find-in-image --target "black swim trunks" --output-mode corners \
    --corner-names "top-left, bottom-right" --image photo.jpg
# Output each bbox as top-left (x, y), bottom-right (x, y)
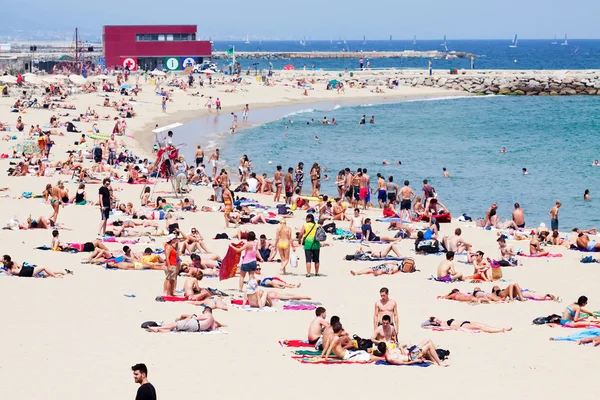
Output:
top-left (83, 242), bottom-right (95, 252)
top-left (400, 199), bottom-right (411, 210)
top-left (19, 266), bottom-right (34, 277)
top-left (387, 193), bottom-right (396, 202)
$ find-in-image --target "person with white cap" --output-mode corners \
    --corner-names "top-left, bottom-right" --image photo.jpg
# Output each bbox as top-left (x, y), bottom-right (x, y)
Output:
top-left (163, 231), bottom-right (181, 296)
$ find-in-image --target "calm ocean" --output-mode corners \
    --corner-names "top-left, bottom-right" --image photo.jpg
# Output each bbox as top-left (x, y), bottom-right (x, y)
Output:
top-left (213, 39), bottom-right (600, 71)
top-left (217, 96), bottom-right (600, 230)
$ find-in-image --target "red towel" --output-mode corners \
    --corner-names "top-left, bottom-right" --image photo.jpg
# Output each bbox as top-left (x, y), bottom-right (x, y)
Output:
top-left (158, 296), bottom-right (187, 302)
top-left (220, 242), bottom-right (244, 281)
top-left (279, 340), bottom-right (314, 348)
top-left (231, 299), bottom-right (244, 305)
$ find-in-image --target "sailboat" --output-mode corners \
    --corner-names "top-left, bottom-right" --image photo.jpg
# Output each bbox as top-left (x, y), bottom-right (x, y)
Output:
top-left (440, 34), bottom-right (448, 51)
top-left (244, 34), bottom-right (250, 44)
top-left (413, 35), bottom-right (417, 45)
top-left (362, 35), bottom-right (366, 45)
top-left (561, 34), bottom-right (568, 46)
top-left (551, 34), bottom-right (557, 45)
top-left (509, 34), bottom-right (518, 48)
top-left (299, 36), bottom-right (306, 47)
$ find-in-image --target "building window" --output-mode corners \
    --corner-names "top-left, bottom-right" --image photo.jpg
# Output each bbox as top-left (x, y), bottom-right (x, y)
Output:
top-left (166, 34), bottom-right (174, 41)
top-left (136, 33), bottom-right (197, 41)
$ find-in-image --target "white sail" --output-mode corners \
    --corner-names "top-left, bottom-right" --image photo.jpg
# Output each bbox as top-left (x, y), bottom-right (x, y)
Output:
top-left (561, 34), bottom-right (568, 46)
top-left (509, 34), bottom-right (518, 48)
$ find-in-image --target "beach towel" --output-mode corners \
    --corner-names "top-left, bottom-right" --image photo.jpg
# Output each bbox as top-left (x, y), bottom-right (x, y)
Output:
top-left (293, 350), bottom-right (330, 356)
top-left (155, 296), bottom-right (187, 302)
top-left (569, 244), bottom-right (600, 253)
top-left (375, 360), bottom-right (431, 367)
top-left (550, 328), bottom-right (600, 342)
top-left (235, 305), bottom-right (276, 312)
top-left (279, 340), bottom-right (315, 348)
top-left (171, 330), bottom-right (229, 335)
top-left (283, 304), bottom-right (317, 311)
top-left (294, 357), bottom-right (372, 364)
top-left (422, 325), bottom-right (482, 333)
top-left (220, 242), bottom-right (243, 281)
top-left (523, 253), bottom-right (563, 258)
top-left (428, 275), bottom-right (459, 283)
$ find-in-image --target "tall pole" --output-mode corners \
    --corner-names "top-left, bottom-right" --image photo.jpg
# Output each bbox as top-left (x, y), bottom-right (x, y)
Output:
top-left (232, 45), bottom-right (235, 67)
top-left (75, 27), bottom-right (79, 73)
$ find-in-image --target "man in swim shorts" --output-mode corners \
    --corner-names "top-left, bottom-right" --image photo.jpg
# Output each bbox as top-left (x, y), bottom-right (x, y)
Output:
top-left (147, 307), bottom-right (223, 333)
top-left (512, 203), bottom-right (525, 228)
top-left (577, 233), bottom-right (600, 252)
top-left (436, 251), bottom-right (463, 281)
top-left (377, 174), bottom-right (387, 208)
top-left (371, 315), bottom-right (398, 345)
top-left (399, 180), bottom-right (415, 221)
top-left (321, 323), bottom-right (381, 362)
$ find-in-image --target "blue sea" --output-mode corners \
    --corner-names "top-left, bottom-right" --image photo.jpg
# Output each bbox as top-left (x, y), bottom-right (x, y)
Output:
top-left (216, 96), bottom-right (600, 230)
top-left (212, 39), bottom-right (600, 71)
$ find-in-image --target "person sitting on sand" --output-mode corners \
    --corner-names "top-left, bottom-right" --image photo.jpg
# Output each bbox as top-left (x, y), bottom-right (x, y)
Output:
top-left (371, 315), bottom-right (398, 344)
top-left (349, 208), bottom-right (363, 234)
top-left (308, 307), bottom-right (329, 344)
top-left (147, 307), bottom-right (224, 333)
top-left (180, 253), bottom-right (221, 277)
top-left (556, 296), bottom-right (600, 327)
top-left (321, 323), bottom-right (381, 362)
top-left (497, 235), bottom-right (520, 266)
top-left (530, 232), bottom-right (550, 256)
top-left (180, 227), bottom-right (210, 254)
top-left (436, 251), bottom-right (463, 281)
top-left (350, 261), bottom-right (405, 276)
top-left (242, 279), bottom-right (311, 310)
top-left (423, 316), bottom-right (512, 333)
top-left (441, 228), bottom-right (471, 254)
top-left (486, 209), bottom-right (519, 230)
top-left (259, 277), bottom-right (301, 289)
top-left (183, 269), bottom-right (212, 301)
top-left (376, 341), bottom-right (447, 366)
top-left (491, 284), bottom-right (526, 301)
top-left (576, 233), bottom-right (600, 252)
top-left (361, 218), bottom-right (400, 243)
top-left (468, 250), bottom-right (492, 281)
top-left (1, 256), bottom-right (71, 278)
top-left (441, 288), bottom-right (490, 304)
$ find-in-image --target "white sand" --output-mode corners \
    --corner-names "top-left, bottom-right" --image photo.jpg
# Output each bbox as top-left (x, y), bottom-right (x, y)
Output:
top-left (0, 70), bottom-right (598, 400)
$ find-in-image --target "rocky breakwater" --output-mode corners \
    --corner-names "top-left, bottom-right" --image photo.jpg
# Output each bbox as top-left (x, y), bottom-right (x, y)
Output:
top-left (396, 71), bottom-right (600, 96)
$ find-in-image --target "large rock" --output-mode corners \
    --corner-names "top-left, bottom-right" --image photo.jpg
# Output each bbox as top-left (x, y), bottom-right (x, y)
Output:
top-left (560, 88), bottom-right (577, 95)
top-left (563, 77), bottom-right (574, 84)
top-left (527, 79), bottom-right (541, 86)
top-left (499, 87), bottom-right (512, 95)
top-left (452, 84), bottom-right (463, 91)
top-left (438, 77), bottom-right (448, 86)
top-left (539, 91), bottom-right (550, 96)
top-left (586, 88), bottom-right (598, 95)
top-left (484, 78), bottom-right (493, 86)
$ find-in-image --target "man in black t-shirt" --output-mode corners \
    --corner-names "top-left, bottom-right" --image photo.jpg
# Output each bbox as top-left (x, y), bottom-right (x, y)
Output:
top-left (98, 177), bottom-right (111, 236)
top-left (132, 363), bottom-right (157, 400)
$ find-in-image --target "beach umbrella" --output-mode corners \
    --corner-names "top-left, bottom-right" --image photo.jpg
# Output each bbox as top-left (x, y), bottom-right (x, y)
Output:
top-left (69, 74), bottom-right (87, 85)
top-left (283, 65), bottom-right (295, 70)
top-left (329, 79), bottom-right (340, 87)
top-left (0, 75), bottom-right (17, 84)
top-left (151, 70), bottom-right (166, 76)
top-left (24, 75), bottom-right (42, 85)
top-left (120, 84), bottom-right (132, 89)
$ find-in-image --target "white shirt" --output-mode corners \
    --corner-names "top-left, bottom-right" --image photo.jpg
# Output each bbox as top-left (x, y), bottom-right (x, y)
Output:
top-left (247, 178), bottom-right (258, 193)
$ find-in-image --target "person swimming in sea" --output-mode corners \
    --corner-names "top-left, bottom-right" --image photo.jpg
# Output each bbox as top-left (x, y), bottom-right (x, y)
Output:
top-left (522, 168), bottom-right (528, 175)
top-left (584, 189), bottom-right (590, 201)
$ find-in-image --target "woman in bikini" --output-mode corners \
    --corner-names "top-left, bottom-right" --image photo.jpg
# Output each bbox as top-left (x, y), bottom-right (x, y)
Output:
top-left (491, 284), bottom-right (526, 301)
top-left (440, 288), bottom-right (490, 304)
top-left (274, 219), bottom-right (292, 274)
top-left (332, 197), bottom-right (349, 221)
top-left (3, 260), bottom-right (71, 278)
top-left (259, 277), bottom-right (301, 289)
top-left (425, 317), bottom-right (512, 333)
top-left (42, 183), bottom-right (61, 224)
top-left (557, 296), bottom-right (600, 327)
top-left (309, 163), bottom-right (320, 197)
top-left (335, 170), bottom-right (345, 198)
top-left (223, 185), bottom-right (234, 228)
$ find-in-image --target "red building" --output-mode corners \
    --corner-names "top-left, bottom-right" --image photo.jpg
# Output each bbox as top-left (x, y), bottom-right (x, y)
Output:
top-left (102, 25), bottom-right (212, 71)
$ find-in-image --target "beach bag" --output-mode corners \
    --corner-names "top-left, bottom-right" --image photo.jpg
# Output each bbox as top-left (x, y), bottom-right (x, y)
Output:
top-left (323, 222), bottom-right (336, 234)
top-left (315, 225), bottom-right (327, 242)
top-left (277, 204), bottom-right (289, 215)
top-left (290, 251), bottom-right (298, 268)
top-left (400, 258), bottom-right (416, 273)
top-left (417, 239), bottom-right (439, 254)
top-left (532, 317), bottom-right (548, 325)
top-left (352, 335), bottom-right (373, 351)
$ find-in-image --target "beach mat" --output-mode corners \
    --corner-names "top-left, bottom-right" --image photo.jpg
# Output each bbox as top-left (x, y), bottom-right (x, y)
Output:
top-left (375, 360), bottom-right (431, 367)
top-left (279, 340), bottom-right (315, 348)
top-left (283, 304), bottom-right (317, 311)
top-left (294, 357), bottom-right (372, 364)
top-left (220, 242), bottom-right (243, 281)
top-left (155, 296), bottom-right (187, 302)
top-left (423, 325), bottom-right (482, 333)
top-left (523, 253), bottom-right (563, 258)
top-left (293, 350), bottom-right (330, 356)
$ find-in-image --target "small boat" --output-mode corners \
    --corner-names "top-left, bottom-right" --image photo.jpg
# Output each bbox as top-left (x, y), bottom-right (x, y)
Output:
top-left (561, 34), bottom-right (568, 46)
top-left (551, 34), bottom-right (557, 45)
top-left (244, 34), bottom-right (250, 44)
top-left (413, 35), bottom-right (417, 45)
top-left (509, 34), bottom-right (518, 48)
top-left (362, 35), bottom-right (366, 45)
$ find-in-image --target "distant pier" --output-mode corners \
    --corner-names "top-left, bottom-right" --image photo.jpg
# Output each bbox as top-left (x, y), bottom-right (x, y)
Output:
top-left (212, 51), bottom-right (474, 60)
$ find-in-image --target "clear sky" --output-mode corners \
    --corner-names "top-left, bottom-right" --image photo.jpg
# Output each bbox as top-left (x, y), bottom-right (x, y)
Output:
top-left (9, 0), bottom-right (600, 40)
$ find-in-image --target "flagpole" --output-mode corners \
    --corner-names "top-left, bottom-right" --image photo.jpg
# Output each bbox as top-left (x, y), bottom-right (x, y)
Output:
top-left (232, 45), bottom-right (235, 67)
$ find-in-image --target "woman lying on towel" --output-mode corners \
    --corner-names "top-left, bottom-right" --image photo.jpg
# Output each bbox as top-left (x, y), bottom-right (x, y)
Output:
top-left (423, 316), bottom-right (512, 333)
top-left (554, 296), bottom-right (600, 327)
top-left (243, 279), bottom-right (311, 309)
top-left (349, 243), bottom-right (404, 260)
top-left (350, 262), bottom-right (404, 276)
top-left (439, 288), bottom-right (491, 304)
top-left (259, 277), bottom-right (301, 289)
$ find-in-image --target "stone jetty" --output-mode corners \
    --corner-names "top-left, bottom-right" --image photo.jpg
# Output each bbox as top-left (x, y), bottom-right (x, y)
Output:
top-left (392, 69), bottom-right (600, 95)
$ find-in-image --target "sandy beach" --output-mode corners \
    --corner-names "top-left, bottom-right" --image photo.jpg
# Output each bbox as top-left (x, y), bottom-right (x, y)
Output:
top-left (1, 69), bottom-right (599, 400)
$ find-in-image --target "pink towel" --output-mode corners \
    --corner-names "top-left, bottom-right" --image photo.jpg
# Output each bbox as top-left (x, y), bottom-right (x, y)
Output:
top-left (525, 253), bottom-right (563, 258)
top-left (283, 305), bottom-right (317, 311)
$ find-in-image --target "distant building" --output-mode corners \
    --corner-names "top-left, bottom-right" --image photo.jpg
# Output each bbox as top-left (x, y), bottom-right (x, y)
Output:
top-left (102, 25), bottom-right (211, 71)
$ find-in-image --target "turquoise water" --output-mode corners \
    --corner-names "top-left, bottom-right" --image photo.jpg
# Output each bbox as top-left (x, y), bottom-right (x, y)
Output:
top-left (219, 96), bottom-right (600, 229)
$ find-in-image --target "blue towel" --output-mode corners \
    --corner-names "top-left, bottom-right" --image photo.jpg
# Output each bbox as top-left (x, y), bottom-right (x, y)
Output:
top-left (375, 360), bottom-right (430, 367)
top-left (551, 328), bottom-right (600, 342)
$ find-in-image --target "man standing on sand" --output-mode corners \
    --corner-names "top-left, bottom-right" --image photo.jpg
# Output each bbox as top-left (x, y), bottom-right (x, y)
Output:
top-left (98, 178), bottom-right (111, 236)
top-left (242, 104), bottom-right (249, 121)
top-left (377, 175), bottom-right (387, 208)
top-left (358, 169), bottom-right (368, 209)
top-left (549, 200), bottom-right (561, 231)
top-left (421, 179), bottom-right (435, 203)
top-left (363, 168), bottom-right (372, 209)
top-left (374, 287), bottom-right (399, 330)
top-left (132, 363), bottom-right (156, 400)
top-left (284, 167), bottom-right (294, 205)
top-left (512, 203), bottom-right (525, 228)
top-left (399, 180), bottom-right (415, 222)
top-left (343, 168), bottom-right (354, 205)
